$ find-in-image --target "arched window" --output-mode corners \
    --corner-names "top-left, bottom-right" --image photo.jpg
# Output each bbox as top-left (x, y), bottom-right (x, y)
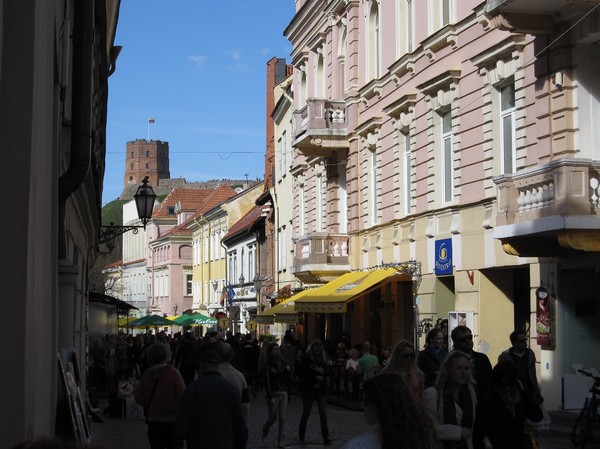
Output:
top-left (145, 163), bottom-right (149, 169)
top-left (367, 1), bottom-right (381, 80)
top-left (338, 26), bottom-right (347, 97)
top-left (146, 151), bottom-right (150, 157)
top-left (316, 51), bottom-right (325, 97)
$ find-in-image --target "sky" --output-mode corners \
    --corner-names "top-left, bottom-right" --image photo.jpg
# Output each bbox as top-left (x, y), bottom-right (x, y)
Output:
top-left (103, 1), bottom-right (295, 204)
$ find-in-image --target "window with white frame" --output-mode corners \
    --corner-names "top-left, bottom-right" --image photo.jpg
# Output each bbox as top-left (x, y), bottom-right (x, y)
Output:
top-left (185, 273), bottom-right (192, 296)
top-left (338, 163), bottom-right (348, 233)
top-left (278, 228), bottom-right (284, 272)
top-left (338, 26), bottom-right (346, 97)
top-left (248, 244), bottom-right (255, 280)
top-left (403, 131), bottom-right (413, 215)
top-left (369, 149), bottom-right (378, 224)
top-left (367, 1), bottom-right (381, 80)
top-left (500, 81), bottom-right (516, 174)
top-left (440, 109), bottom-right (454, 204)
top-left (228, 252), bottom-right (236, 282)
top-left (429, 0), bottom-right (452, 33)
top-left (316, 175), bottom-right (323, 232)
top-left (299, 183), bottom-right (306, 236)
top-left (316, 49), bottom-right (325, 97)
top-left (396, 0), bottom-right (414, 57)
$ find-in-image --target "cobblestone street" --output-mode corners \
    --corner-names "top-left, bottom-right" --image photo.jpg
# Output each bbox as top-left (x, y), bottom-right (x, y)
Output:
top-left (90, 390), bottom-right (588, 449)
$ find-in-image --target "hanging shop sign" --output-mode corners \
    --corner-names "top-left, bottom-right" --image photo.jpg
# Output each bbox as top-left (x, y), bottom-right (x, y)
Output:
top-left (536, 286), bottom-right (555, 348)
top-left (434, 238), bottom-right (453, 276)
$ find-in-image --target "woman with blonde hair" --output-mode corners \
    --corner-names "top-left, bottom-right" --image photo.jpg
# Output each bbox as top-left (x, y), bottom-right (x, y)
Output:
top-left (342, 371), bottom-right (439, 449)
top-left (422, 350), bottom-right (478, 449)
top-left (382, 339), bottom-right (424, 400)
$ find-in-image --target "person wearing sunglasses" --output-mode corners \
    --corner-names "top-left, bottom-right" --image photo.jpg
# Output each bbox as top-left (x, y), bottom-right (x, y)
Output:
top-left (382, 339), bottom-right (424, 401)
top-left (450, 325), bottom-right (493, 401)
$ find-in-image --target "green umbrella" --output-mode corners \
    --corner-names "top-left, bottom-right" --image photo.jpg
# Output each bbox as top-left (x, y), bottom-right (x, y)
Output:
top-left (173, 313), bottom-right (195, 325)
top-left (179, 313), bottom-right (217, 326)
top-left (129, 315), bottom-right (177, 328)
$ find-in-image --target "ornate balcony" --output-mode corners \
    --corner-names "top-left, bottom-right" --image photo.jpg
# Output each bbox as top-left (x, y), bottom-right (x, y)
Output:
top-left (292, 232), bottom-right (351, 284)
top-left (485, 0), bottom-right (600, 35)
top-left (493, 159), bottom-right (600, 256)
top-left (293, 98), bottom-right (350, 157)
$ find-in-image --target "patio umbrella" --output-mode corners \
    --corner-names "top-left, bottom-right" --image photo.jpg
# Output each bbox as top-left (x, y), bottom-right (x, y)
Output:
top-left (129, 315), bottom-right (177, 328)
top-left (173, 313), bottom-right (195, 325)
top-left (178, 313), bottom-right (217, 326)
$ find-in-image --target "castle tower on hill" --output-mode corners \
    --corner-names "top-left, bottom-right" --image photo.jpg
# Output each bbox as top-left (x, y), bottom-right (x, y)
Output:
top-left (124, 139), bottom-right (170, 190)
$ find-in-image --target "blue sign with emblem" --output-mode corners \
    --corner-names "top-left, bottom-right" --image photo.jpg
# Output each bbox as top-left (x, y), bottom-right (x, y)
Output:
top-left (435, 238), bottom-right (453, 276)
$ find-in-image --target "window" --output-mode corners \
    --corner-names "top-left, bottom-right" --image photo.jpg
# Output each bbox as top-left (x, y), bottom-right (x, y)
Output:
top-left (441, 110), bottom-right (453, 203)
top-left (369, 150), bottom-right (378, 224)
top-left (367, 1), bottom-right (381, 80)
top-left (299, 184), bottom-right (306, 236)
top-left (430, 0), bottom-right (452, 33)
top-left (396, 0), bottom-right (414, 57)
top-left (248, 245), bottom-right (255, 280)
top-left (145, 163), bottom-right (149, 169)
top-left (316, 51), bottom-right (325, 97)
top-left (316, 176), bottom-right (323, 232)
top-left (403, 132), bottom-right (412, 214)
top-left (500, 82), bottom-right (516, 174)
top-left (407, 0), bottom-right (413, 53)
top-left (146, 151), bottom-right (150, 157)
top-left (185, 274), bottom-right (192, 295)
top-left (338, 164), bottom-right (348, 233)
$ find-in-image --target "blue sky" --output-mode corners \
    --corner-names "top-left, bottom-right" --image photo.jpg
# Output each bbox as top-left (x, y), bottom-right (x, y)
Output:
top-left (103, 1), bottom-right (295, 204)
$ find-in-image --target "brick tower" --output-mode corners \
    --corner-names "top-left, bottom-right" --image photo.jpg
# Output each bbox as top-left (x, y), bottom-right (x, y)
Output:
top-left (124, 139), bottom-right (170, 190)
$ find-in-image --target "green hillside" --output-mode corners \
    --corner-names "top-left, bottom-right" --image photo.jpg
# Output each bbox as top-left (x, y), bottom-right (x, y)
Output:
top-left (101, 199), bottom-right (126, 226)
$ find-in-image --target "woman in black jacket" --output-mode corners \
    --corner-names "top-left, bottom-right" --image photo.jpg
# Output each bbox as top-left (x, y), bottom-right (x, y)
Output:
top-left (473, 360), bottom-right (543, 449)
top-left (298, 339), bottom-right (332, 445)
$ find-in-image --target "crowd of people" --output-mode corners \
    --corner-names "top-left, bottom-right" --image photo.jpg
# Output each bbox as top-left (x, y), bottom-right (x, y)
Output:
top-left (19, 325), bottom-right (547, 449)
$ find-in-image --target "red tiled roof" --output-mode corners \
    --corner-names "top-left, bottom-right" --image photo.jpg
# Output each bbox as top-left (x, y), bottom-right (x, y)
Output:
top-left (155, 184), bottom-right (238, 240)
top-left (222, 204), bottom-right (263, 242)
top-left (152, 188), bottom-right (217, 218)
top-left (189, 184), bottom-right (238, 219)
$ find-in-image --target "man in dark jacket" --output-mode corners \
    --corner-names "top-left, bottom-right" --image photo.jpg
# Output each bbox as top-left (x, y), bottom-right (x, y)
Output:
top-left (173, 350), bottom-right (247, 449)
top-left (451, 325), bottom-right (493, 400)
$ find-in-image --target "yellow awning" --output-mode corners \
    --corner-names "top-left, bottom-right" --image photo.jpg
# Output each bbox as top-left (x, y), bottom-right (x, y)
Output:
top-left (294, 268), bottom-right (406, 313)
top-left (261, 289), bottom-right (314, 323)
top-left (118, 316), bottom-right (139, 327)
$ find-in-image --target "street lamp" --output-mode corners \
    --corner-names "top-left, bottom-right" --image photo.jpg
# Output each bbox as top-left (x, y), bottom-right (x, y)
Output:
top-left (98, 176), bottom-right (156, 252)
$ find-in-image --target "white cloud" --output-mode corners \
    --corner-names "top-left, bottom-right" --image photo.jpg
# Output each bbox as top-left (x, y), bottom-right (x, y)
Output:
top-left (187, 55), bottom-right (207, 68)
top-left (228, 63), bottom-right (255, 74)
top-left (260, 48), bottom-right (271, 56)
top-left (227, 49), bottom-right (242, 61)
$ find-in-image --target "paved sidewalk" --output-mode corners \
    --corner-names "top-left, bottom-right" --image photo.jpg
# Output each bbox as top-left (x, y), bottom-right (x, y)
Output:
top-left (89, 393), bottom-right (592, 449)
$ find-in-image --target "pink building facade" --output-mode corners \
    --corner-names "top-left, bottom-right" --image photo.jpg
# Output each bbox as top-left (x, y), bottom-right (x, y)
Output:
top-left (284, 0), bottom-right (600, 409)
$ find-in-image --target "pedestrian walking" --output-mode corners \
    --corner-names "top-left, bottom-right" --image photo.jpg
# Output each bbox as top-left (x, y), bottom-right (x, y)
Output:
top-left (422, 350), bottom-right (478, 449)
top-left (261, 343), bottom-right (291, 448)
top-left (341, 371), bottom-right (440, 449)
top-left (298, 339), bottom-right (332, 445)
top-left (498, 330), bottom-right (542, 404)
top-left (216, 341), bottom-right (251, 421)
top-left (473, 360), bottom-right (543, 449)
top-left (450, 326), bottom-right (492, 400)
top-left (382, 339), bottom-right (424, 401)
top-left (134, 343), bottom-right (185, 449)
top-left (173, 350), bottom-right (247, 449)
top-left (418, 328), bottom-right (448, 389)
top-left (174, 331), bottom-right (197, 385)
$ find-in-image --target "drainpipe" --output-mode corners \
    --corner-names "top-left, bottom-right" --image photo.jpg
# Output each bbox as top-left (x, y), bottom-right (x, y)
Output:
top-left (58, 0), bottom-right (95, 258)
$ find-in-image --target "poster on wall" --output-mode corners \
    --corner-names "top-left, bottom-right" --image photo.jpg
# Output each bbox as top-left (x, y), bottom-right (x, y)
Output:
top-left (536, 286), bottom-right (555, 348)
top-left (434, 238), bottom-right (453, 276)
